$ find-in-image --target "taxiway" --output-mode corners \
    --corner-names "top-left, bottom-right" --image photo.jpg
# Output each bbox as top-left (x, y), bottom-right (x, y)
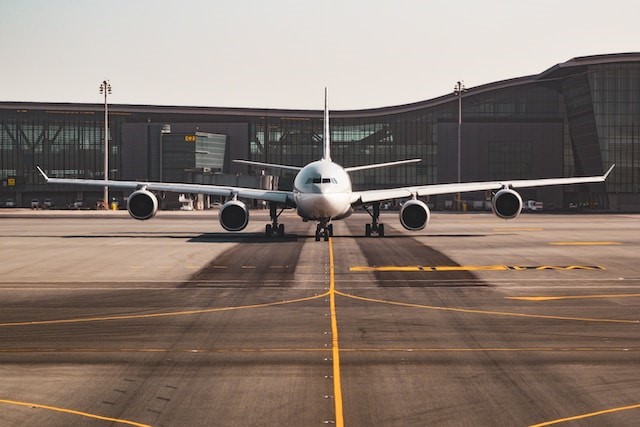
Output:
top-left (1, 210), bottom-right (639, 426)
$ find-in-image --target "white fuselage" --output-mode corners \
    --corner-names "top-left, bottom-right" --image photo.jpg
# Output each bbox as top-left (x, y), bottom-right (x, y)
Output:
top-left (292, 160), bottom-right (353, 221)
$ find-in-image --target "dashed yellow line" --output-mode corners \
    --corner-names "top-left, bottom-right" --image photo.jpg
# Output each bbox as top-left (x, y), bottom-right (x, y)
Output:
top-left (350, 265), bottom-right (509, 272)
top-left (494, 227), bottom-right (544, 232)
top-left (529, 402), bottom-right (640, 426)
top-left (0, 347), bottom-right (332, 354)
top-left (0, 399), bottom-right (151, 427)
top-left (349, 265), bottom-right (606, 272)
top-left (2, 346), bottom-right (637, 354)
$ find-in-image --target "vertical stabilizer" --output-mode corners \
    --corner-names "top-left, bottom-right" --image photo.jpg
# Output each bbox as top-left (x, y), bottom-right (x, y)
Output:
top-left (323, 87), bottom-right (331, 161)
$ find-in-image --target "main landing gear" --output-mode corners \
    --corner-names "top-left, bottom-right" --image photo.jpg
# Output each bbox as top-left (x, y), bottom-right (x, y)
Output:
top-left (315, 219), bottom-right (334, 241)
top-left (364, 203), bottom-right (385, 237)
top-left (266, 203), bottom-right (285, 238)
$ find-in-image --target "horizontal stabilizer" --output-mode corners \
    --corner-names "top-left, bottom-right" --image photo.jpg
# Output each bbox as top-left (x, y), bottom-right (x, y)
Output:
top-left (345, 158), bottom-right (421, 173)
top-left (233, 159), bottom-right (302, 171)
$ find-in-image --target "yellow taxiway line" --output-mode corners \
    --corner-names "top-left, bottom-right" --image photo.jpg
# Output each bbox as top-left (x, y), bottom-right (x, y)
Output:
top-left (0, 399), bottom-right (150, 427)
top-left (549, 241), bottom-right (621, 246)
top-left (508, 293), bottom-right (640, 302)
top-left (335, 291), bottom-right (639, 324)
top-left (328, 237), bottom-right (345, 427)
top-left (529, 402), bottom-right (640, 426)
top-left (0, 293), bottom-right (329, 328)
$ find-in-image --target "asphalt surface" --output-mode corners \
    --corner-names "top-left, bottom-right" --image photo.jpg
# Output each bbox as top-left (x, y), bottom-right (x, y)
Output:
top-left (1, 209), bottom-right (639, 426)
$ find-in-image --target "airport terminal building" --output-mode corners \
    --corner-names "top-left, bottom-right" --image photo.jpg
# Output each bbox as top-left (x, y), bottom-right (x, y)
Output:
top-left (1, 53), bottom-right (639, 210)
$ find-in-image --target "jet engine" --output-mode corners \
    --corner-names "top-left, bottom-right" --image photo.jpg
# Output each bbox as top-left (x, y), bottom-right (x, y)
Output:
top-left (219, 200), bottom-right (249, 231)
top-left (127, 189), bottom-right (158, 220)
top-left (399, 199), bottom-right (430, 231)
top-left (492, 188), bottom-right (523, 219)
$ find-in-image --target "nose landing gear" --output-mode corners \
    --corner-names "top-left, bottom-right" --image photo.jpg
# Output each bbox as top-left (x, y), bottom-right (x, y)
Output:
top-left (315, 219), bottom-right (334, 241)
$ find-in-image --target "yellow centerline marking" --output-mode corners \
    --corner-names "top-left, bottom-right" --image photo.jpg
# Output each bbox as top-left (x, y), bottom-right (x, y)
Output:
top-left (529, 402), bottom-right (640, 426)
top-left (329, 237), bottom-right (344, 427)
top-left (335, 291), bottom-right (639, 324)
top-left (549, 241), bottom-right (621, 246)
top-left (0, 293), bottom-right (329, 328)
top-left (0, 399), bottom-right (150, 427)
top-left (508, 293), bottom-right (640, 301)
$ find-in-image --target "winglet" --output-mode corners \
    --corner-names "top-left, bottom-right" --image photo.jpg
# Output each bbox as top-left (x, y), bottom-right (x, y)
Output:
top-left (603, 164), bottom-right (615, 180)
top-left (36, 165), bottom-right (49, 181)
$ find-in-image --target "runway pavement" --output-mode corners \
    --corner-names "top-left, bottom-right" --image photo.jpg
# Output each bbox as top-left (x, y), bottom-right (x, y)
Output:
top-left (1, 209), bottom-right (639, 426)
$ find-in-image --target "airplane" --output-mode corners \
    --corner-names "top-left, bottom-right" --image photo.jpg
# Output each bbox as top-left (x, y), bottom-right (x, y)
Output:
top-left (37, 89), bottom-right (615, 241)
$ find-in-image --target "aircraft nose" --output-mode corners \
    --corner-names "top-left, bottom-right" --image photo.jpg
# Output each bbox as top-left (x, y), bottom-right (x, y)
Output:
top-left (311, 184), bottom-right (330, 194)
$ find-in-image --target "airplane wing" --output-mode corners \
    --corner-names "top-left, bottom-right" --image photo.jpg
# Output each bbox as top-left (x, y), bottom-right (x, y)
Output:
top-left (352, 165), bottom-right (615, 205)
top-left (36, 166), bottom-right (294, 206)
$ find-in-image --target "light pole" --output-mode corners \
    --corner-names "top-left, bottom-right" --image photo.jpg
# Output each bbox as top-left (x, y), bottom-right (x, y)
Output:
top-left (99, 80), bottom-right (112, 208)
top-left (453, 81), bottom-right (466, 210)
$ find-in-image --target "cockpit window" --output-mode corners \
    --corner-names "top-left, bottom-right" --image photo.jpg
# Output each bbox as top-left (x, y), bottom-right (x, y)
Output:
top-left (305, 177), bottom-right (337, 184)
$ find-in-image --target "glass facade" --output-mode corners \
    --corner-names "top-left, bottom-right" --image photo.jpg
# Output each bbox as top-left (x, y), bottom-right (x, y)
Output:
top-left (0, 109), bottom-right (122, 206)
top-left (590, 63), bottom-right (640, 193)
top-left (0, 111), bottom-right (118, 182)
top-left (1, 53), bottom-right (639, 210)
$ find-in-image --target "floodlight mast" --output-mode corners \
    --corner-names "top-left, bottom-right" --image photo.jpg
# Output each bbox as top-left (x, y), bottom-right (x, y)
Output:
top-left (99, 80), bottom-right (112, 207)
top-left (453, 81), bottom-right (467, 210)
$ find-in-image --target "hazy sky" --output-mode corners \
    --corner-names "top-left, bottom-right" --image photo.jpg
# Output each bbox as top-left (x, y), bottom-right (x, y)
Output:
top-left (1, 0), bottom-right (638, 110)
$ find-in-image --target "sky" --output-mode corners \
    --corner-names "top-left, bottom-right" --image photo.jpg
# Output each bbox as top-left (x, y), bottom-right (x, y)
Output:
top-left (1, 0), bottom-right (638, 110)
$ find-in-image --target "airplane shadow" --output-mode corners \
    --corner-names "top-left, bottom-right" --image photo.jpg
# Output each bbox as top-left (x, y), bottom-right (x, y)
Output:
top-left (48, 232), bottom-right (510, 242)
top-left (337, 233), bottom-right (503, 240)
top-left (188, 233), bottom-right (301, 243)
top-left (55, 232), bottom-right (302, 243)
top-left (188, 232), bottom-right (506, 242)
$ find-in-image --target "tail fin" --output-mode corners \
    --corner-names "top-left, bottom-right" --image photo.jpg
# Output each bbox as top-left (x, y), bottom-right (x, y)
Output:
top-left (323, 87), bottom-right (331, 161)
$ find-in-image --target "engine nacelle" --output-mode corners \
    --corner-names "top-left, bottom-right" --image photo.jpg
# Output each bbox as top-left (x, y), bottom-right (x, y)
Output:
top-left (399, 199), bottom-right (431, 231)
top-left (492, 188), bottom-right (523, 219)
top-left (219, 200), bottom-right (249, 231)
top-left (127, 189), bottom-right (158, 220)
